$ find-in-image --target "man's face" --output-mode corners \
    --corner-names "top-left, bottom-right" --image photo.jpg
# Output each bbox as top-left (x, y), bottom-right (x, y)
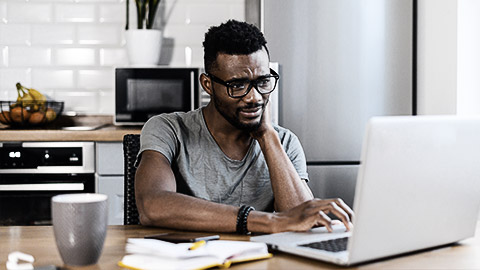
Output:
top-left (209, 48), bottom-right (271, 132)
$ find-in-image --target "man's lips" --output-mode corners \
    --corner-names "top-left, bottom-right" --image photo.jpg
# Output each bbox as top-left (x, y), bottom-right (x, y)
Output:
top-left (238, 106), bottom-right (263, 118)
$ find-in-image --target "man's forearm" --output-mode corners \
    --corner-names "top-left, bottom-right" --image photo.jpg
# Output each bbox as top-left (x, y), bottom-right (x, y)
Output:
top-left (256, 130), bottom-right (314, 211)
top-left (138, 191), bottom-right (288, 233)
top-left (138, 191), bottom-right (241, 232)
top-left (137, 190), bottom-right (352, 234)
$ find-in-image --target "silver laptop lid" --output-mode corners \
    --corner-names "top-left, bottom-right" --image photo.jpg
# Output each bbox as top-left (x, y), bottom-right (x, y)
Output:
top-left (348, 115), bottom-right (480, 264)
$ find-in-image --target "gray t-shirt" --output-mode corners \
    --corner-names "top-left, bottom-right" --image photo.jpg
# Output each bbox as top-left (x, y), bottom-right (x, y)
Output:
top-left (137, 107), bottom-right (309, 211)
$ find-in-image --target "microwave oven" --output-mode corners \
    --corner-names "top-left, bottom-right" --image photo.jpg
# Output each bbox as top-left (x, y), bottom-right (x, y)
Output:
top-left (115, 67), bottom-right (203, 125)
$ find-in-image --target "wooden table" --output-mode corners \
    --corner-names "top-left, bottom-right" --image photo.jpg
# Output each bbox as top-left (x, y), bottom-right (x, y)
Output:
top-left (1, 224), bottom-right (479, 269)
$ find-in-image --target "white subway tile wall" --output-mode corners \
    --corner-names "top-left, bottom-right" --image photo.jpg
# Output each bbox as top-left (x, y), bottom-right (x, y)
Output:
top-left (0, 2), bottom-right (6, 23)
top-left (9, 47), bottom-right (52, 66)
top-left (0, 0), bottom-right (245, 114)
top-left (54, 48), bottom-right (96, 66)
top-left (8, 3), bottom-right (52, 23)
top-left (0, 24), bottom-right (31, 45)
top-left (1, 46), bottom-right (7, 67)
top-left (99, 48), bottom-right (128, 66)
top-left (31, 24), bottom-right (75, 45)
top-left (0, 68), bottom-right (31, 98)
top-left (54, 4), bottom-right (96, 23)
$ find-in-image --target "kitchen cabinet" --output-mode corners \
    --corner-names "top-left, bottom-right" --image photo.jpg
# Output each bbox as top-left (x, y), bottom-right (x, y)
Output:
top-left (96, 142), bottom-right (124, 225)
top-left (98, 175), bottom-right (124, 225)
top-left (0, 118), bottom-right (140, 225)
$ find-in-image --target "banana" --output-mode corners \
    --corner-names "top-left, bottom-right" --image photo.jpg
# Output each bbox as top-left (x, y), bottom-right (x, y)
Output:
top-left (16, 83), bottom-right (34, 105)
top-left (27, 87), bottom-right (47, 111)
top-left (16, 82), bottom-right (47, 111)
top-left (27, 88), bottom-right (47, 103)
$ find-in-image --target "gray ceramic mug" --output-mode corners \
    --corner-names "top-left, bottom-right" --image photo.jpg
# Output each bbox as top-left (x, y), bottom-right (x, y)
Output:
top-left (51, 193), bottom-right (108, 266)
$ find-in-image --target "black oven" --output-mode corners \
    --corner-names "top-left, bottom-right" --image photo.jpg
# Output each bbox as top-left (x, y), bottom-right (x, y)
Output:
top-left (115, 67), bottom-right (202, 125)
top-left (0, 142), bottom-right (95, 225)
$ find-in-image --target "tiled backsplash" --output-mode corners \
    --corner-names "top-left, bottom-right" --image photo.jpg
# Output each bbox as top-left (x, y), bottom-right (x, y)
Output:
top-left (0, 0), bottom-right (244, 114)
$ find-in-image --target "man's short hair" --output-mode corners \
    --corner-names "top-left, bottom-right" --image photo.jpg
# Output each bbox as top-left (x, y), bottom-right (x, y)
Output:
top-left (203, 19), bottom-right (269, 73)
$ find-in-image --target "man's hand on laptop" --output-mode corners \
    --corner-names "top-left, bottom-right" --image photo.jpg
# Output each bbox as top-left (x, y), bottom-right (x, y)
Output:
top-left (272, 198), bottom-right (354, 233)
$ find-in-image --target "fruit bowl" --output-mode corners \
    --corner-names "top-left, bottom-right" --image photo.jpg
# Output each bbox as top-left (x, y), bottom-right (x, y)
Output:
top-left (0, 101), bottom-right (64, 127)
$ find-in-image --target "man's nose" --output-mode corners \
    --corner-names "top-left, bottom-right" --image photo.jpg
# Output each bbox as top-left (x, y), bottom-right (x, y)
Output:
top-left (242, 83), bottom-right (263, 103)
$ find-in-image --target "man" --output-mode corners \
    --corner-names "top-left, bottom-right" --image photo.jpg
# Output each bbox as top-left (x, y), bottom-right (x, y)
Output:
top-left (135, 20), bottom-right (353, 234)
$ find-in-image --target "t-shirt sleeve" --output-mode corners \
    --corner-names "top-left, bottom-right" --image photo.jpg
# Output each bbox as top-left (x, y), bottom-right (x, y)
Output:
top-left (135, 115), bottom-right (179, 167)
top-left (282, 130), bottom-right (309, 181)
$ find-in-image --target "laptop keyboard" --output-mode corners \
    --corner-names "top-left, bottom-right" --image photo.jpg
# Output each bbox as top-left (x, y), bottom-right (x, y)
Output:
top-left (299, 237), bottom-right (349, 252)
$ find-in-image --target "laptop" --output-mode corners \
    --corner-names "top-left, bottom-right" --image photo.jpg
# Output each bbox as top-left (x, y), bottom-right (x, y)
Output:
top-left (251, 115), bottom-right (480, 266)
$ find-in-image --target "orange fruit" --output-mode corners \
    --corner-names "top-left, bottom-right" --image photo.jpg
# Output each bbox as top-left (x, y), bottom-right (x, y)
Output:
top-left (29, 111), bottom-right (46, 125)
top-left (10, 106), bottom-right (30, 123)
top-left (0, 111), bottom-right (11, 124)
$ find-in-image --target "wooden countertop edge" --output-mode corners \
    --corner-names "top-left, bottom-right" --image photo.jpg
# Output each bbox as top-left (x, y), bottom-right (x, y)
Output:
top-left (0, 128), bottom-right (141, 142)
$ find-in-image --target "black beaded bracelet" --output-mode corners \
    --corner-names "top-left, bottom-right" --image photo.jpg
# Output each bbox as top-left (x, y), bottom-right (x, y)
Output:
top-left (236, 205), bottom-right (255, 235)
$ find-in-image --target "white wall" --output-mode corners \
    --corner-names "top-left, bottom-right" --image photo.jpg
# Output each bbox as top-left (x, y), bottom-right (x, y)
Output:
top-left (457, 0), bottom-right (480, 115)
top-left (417, 0), bottom-right (480, 115)
top-left (417, 0), bottom-right (457, 115)
top-left (0, 0), bottom-right (244, 115)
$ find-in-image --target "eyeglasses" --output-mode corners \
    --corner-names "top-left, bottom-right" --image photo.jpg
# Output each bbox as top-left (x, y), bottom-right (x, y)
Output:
top-left (207, 68), bottom-right (279, 98)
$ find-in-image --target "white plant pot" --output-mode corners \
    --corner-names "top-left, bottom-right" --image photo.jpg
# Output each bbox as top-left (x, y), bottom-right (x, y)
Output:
top-left (125, 29), bottom-right (162, 66)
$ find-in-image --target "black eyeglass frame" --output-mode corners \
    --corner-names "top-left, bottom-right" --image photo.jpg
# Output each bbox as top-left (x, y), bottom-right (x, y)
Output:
top-left (206, 68), bottom-right (280, 98)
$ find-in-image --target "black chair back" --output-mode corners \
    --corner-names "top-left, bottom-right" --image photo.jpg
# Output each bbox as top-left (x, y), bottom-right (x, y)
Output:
top-left (123, 134), bottom-right (141, 225)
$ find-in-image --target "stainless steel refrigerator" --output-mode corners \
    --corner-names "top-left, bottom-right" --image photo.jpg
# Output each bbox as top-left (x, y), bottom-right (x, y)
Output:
top-left (263, 0), bottom-right (414, 207)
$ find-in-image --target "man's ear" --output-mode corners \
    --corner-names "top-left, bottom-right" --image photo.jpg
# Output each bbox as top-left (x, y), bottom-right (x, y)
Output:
top-left (200, 73), bottom-right (213, 96)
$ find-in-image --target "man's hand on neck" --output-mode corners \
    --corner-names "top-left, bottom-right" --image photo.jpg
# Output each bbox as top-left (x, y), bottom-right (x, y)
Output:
top-left (250, 99), bottom-right (276, 143)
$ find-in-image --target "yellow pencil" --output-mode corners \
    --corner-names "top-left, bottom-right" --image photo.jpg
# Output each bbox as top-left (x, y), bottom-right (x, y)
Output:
top-left (189, 240), bottom-right (206, 250)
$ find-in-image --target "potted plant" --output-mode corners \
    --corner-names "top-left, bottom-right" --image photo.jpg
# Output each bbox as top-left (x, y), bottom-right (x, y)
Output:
top-left (125, 0), bottom-right (162, 66)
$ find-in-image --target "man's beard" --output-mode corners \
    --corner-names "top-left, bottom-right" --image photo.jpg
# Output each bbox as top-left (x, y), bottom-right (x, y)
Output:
top-left (212, 95), bottom-right (265, 133)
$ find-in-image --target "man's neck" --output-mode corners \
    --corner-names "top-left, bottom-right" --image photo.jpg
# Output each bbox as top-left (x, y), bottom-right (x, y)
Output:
top-left (202, 105), bottom-right (252, 160)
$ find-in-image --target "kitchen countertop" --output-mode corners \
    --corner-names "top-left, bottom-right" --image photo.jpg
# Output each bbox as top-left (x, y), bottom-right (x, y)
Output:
top-left (0, 115), bottom-right (141, 142)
